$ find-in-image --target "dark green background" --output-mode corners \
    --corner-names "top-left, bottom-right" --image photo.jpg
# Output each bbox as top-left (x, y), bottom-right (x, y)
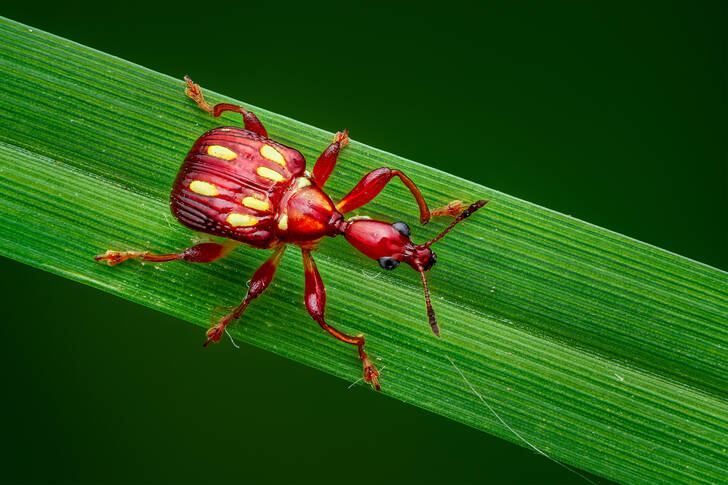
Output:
top-left (1, 2), bottom-right (725, 484)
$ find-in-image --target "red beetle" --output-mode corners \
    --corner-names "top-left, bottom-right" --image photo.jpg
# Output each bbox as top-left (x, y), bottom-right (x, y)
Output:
top-left (96, 77), bottom-right (488, 390)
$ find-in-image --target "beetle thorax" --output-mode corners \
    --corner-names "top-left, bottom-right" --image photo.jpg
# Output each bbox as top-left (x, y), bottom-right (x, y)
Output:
top-left (276, 176), bottom-right (342, 245)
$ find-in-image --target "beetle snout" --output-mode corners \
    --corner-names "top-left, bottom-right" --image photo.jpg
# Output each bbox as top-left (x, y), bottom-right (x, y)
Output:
top-left (407, 245), bottom-right (435, 271)
top-left (423, 251), bottom-right (437, 271)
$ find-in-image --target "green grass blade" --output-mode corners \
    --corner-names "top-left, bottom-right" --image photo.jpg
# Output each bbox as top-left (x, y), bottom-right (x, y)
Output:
top-left (1, 17), bottom-right (726, 484)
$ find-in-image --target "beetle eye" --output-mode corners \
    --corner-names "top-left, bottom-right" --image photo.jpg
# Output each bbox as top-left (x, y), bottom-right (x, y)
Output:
top-left (378, 257), bottom-right (400, 270)
top-left (392, 221), bottom-right (411, 238)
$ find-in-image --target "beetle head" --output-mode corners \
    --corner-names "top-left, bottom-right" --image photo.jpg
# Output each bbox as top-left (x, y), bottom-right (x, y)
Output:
top-left (343, 200), bottom-right (488, 337)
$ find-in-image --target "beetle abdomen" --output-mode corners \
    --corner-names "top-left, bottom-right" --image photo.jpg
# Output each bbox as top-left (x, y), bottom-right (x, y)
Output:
top-left (170, 127), bottom-right (306, 248)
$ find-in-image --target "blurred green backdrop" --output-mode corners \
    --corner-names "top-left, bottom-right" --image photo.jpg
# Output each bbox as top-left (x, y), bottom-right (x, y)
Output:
top-left (1, 1), bottom-right (724, 484)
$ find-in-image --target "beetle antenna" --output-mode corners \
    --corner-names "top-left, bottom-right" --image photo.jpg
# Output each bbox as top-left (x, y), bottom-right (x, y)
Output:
top-left (426, 200), bottom-right (489, 247)
top-left (420, 269), bottom-right (440, 337)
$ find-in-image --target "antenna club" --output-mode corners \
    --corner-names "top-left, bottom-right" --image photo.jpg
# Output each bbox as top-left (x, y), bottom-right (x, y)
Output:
top-left (426, 199), bottom-right (490, 248)
top-left (428, 307), bottom-right (440, 337)
top-left (465, 199), bottom-right (489, 215)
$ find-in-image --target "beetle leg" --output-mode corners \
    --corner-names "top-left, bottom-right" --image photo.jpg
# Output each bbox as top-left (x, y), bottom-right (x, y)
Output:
top-left (204, 246), bottom-right (286, 346)
top-left (336, 167), bottom-right (432, 225)
top-left (302, 249), bottom-right (380, 391)
top-left (312, 130), bottom-right (350, 187)
top-left (94, 242), bottom-right (238, 266)
top-left (183, 76), bottom-right (268, 138)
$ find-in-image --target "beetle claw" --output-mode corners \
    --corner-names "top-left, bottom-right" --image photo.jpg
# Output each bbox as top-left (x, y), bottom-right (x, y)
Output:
top-left (94, 250), bottom-right (142, 266)
top-left (184, 75), bottom-right (213, 114)
top-left (333, 129), bottom-right (350, 147)
top-left (431, 200), bottom-right (465, 217)
top-left (183, 75), bottom-right (200, 98)
top-left (203, 324), bottom-right (224, 347)
top-left (362, 356), bottom-right (381, 391)
top-left (203, 314), bottom-right (235, 347)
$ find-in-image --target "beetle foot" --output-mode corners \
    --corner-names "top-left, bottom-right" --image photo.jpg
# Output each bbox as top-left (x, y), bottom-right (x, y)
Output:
top-left (203, 314), bottom-right (234, 347)
top-left (432, 200), bottom-right (465, 217)
top-left (183, 75), bottom-right (213, 114)
top-left (94, 250), bottom-right (144, 266)
top-left (203, 324), bottom-right (224, 347)
top-left (362, 355), bottom-right (381, 391)
top-left (333, 129), bottom-right (350, 147)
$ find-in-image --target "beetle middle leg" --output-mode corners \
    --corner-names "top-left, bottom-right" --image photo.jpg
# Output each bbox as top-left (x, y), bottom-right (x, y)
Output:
top-left (183, 75), bottom-right (268, 138)
top-left (204, 246), bottom-right (286, 346)
top-left (302, 249), bottom-right (380, 390)
top-left (311, 130), bottom-right (350, 187)
top-left (94, 241), bottom-right (238, 266)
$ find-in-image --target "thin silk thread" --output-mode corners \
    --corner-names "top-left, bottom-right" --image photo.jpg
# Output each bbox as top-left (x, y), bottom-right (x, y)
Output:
top-left (445, 355), bottom-right (598, 485)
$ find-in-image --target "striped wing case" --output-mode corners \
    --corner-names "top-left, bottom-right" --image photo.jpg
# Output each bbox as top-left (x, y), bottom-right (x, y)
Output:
top-left (170, 126), bottom-right (306, 248)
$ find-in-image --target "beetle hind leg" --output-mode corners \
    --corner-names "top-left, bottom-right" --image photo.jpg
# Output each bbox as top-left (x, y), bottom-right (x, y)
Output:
top-left (302, 249), bottom-right (381, 390)
top-left (94, 242), bottom-right (238, 266)
top-left (183, 75), bottom-right (268, 138)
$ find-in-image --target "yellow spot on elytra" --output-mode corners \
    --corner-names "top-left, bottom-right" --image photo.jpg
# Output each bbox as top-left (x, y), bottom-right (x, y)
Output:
top-left (277, 214), bottom-right (288, 231)
top-left (257, 166), bottom-right (285, 182)
top-left (260, 145), bottom-right (286, 166)
top-left (189, 180), bottom-right (219, 196)
top-left (227, 213), bottom-right (258, 227)
top-left (207, 145), bottom-right (237, 160)
top-left (295, 177), bottom-right (312, 189)
top-left (242, 196), bottom-right (270, 211)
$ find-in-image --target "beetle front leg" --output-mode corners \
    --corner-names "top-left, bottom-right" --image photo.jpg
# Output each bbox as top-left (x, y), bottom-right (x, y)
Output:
top-left (336, 167), bottom-right (432, 225)
top-left (184, 76), bottom-right (268, 138)
top-left (302, 249), bottom-right (380, 390)
top-left (204, 246), bottom-right (285, 346)
top-left (312, 130), bottom-right (350, 187)
top-left (94, 242), bottom-right (238, 266)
